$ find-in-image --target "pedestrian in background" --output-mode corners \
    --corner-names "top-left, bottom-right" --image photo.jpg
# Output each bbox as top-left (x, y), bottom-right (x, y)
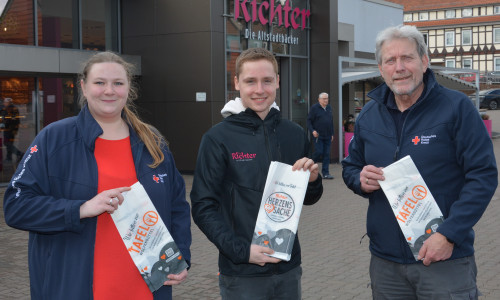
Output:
top-left (1, 97), bottom-right (24, 161)
top-left (307, 92), bottom-right (334, 179)
top-left (3, 51), bottom-right (191, 300)
top-left (342, 25), bottom-right (497, 299)
top-left (191, 48), bottom-right (322, 300)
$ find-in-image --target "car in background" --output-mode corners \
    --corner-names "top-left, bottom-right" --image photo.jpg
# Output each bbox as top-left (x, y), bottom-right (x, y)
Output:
top-left (469, 89), bottom-right (500, 110)
top-left (486, 71), bottom-right (500, 83)
top-left (458, 73), bottom-right (485, 83)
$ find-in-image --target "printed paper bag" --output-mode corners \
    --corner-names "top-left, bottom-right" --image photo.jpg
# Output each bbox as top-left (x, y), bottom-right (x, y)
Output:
top-left (110, 182), bottom-right (188, 292)
top-left (378, 155), bottom-right (444, 260)
top-left (251, 161), bottom-right (310, 261)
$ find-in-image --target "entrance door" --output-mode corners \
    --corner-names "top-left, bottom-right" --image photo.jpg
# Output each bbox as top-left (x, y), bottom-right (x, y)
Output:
top-left (0, 75), bottom-right (78, 182)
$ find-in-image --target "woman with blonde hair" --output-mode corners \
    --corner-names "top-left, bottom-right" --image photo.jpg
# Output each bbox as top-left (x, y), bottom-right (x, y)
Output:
top-left (4, 51), bottom-right (191, 300)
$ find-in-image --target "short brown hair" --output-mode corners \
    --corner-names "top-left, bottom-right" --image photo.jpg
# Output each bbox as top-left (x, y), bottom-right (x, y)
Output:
top-left (235, 48), bottom-right (278, 78)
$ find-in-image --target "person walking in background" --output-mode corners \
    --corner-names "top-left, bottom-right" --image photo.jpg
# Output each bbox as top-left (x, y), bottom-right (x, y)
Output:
top-left (1, 97), bottom-right (24, 161)
top-left (191, 48), bottom-right (323, 300)
top-left (342, 25), bottom-right (497, 299)
top-left (307, 92), bottom-right (334, 179)
top-left (3, 51), bottom-right (191, 300)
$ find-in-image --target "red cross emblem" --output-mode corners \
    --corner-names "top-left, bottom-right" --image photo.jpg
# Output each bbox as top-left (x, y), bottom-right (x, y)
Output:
top-left (153, 175), bottom-right (160, 183)
top-left (412, 136), bottom-right (420, 145)
top-left (30, 145), bottom-right (38, 153)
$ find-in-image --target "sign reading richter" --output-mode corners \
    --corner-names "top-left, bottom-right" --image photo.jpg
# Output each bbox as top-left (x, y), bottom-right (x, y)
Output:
top-left (235, 0), bottom-right (310, 46)
top-left (110, 182), bottom-right (188, 292)
top-left (378, 156), bottom-right (444, 260)
top-left (252, 161), bottom-right (310, 261)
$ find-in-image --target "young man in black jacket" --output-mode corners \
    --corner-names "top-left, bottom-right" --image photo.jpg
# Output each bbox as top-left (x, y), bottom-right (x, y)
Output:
top-left (191, 48), bottom-right (323, 300)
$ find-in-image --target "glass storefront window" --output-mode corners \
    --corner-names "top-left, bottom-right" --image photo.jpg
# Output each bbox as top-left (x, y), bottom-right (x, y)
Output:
top-left (225, 0), bottom-right (310, 129)
top-left (0, 76), bottom-right (78, 182)
top-left (291, 58), bottom-right (308, 129)
top-left (226, 18), bottom-right (246, 51)
top-left (81, 0), bottom-right (118, 51)
top-left (291, 27), bottom-right (307, 56)
top-left (226, 52), bottom-right (240, 101)
top-left (0, 76), bottom-right (36, 181)
top-left (248, 22), bottom-right (267, 49)
top-left (38, 0), bottom-right (76, 48)
top-left (0, 0), bottom-right (35, 45)
top-left (271, 26), bottom-right (288, 55)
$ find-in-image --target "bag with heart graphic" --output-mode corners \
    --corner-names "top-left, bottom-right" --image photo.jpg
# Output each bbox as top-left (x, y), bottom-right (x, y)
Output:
top-left (377, 155), bottom-right (444, 260)
top-left (110, 182), bottom-right (188, 292)
top-left (251, 161), bottom-right (310, 261)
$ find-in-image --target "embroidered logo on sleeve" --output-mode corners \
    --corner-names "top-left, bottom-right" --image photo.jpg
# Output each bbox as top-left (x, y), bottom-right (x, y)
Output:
top-left (12, 144), bottom-right (38, 198)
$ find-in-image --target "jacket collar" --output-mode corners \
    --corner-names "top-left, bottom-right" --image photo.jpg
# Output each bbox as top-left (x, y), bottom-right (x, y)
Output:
top-left (75, 105), bottom-right (142, 152)
top-left (76, 105), bottom-right (103, 151)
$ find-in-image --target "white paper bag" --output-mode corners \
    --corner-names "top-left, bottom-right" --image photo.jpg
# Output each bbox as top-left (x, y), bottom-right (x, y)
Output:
top-left (378, 155), bottom-right (444, 260)
top-left (251, 161), bottom-right (310, 261)
top-left (110, 182), bottom-right (188, 292)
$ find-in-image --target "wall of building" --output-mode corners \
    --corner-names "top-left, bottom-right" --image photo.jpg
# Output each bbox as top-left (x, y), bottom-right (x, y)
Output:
top-left (121, 0), bottom-right (225, 172)
top-left (338, 0), bottom-right (403, 54)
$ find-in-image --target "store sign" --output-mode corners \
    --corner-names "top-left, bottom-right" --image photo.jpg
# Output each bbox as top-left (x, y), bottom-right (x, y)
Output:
top-left (235, 0), bottom-right (310, 46)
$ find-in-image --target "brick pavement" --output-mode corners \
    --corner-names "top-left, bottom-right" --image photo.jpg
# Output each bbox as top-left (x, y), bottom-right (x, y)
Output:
top-left (1, 113), bottom-right (500, 299)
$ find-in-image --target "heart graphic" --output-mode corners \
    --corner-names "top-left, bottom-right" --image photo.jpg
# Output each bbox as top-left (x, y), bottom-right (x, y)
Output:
top-left (264, 241), bottom-right (269, 245)
top-left (258, 231), bottom-right (262, 235)
top-left (407, 237), bottom-right (412, 241)
top-left (275, 237), bottom-right (284, 245)
top-left (264, 203), bottom-right (275, 214)
top-left (161, 254), bottom-right (166, 260)
top-left (426, 229), bottom-right (432, 234)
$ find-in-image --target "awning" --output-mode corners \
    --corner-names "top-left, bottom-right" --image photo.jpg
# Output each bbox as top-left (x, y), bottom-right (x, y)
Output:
top-left (341, 67), bottom-right (476, 90)
top-left (337, 57), bottom-right (480, 163)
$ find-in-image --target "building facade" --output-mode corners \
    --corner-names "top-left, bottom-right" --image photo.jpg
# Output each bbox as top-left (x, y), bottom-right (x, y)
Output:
top-left (388, 0), bottom-right (500, 83)
top-left (0, 0), bottom-right (340, 179)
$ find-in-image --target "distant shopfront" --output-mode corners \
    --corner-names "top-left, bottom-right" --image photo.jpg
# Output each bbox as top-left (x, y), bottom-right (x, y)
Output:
top-left (225, 0), bottom-right (311, 129)
top-left (0, 0), bottom-right (338, 179)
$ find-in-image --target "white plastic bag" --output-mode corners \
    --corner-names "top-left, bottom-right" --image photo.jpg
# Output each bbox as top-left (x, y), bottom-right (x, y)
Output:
top-left (378, 155), bottom-right (444, 260)
top-left (110, 182), bottom-right (188, 292)
top-left (251, 161), bottom-right (310, 261)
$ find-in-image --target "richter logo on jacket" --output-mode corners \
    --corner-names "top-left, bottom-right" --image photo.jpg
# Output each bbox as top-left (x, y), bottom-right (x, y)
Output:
top-left (232, 152), bottom-right (257, 161)
top-left (411, 135), bottom-right (437, 145)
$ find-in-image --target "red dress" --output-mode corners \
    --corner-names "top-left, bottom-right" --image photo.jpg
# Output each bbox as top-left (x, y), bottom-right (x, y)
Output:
top-left (93, 137), bottom-right (153, 300)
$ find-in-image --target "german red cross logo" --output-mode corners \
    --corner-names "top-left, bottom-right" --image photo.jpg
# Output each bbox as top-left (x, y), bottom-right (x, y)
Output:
top-left (412, 136), bottom-right (420, 145)
top-left (30, 145), bottom-right (38, 153)
top-left (153, 175), bottom-right (160, 183)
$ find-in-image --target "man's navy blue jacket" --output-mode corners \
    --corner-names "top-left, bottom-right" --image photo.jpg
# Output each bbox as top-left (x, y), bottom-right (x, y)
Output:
top-left (307, 103), bottom-right (334, 138)
top-left (342, 69), bottom-right (497, 264)
top-left (3, 106), bottom-right (191, 299)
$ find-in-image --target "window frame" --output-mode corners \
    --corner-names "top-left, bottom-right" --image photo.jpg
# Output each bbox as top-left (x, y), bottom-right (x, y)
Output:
top-left (445, 10), bottom-right (455, 19)
top-left (419, 12), bottom-right (429, 21)
top-left (462, 8), bottom-right (472, 17)
top-left (462, 29), bottom-right (472, 45)
top-left (495, 57), bottom-right (500, 71)
top-left (446, 59), bottom-right (456, 68)
top-left (445, 31), bottom-right (455, 46)
top-left (462, 58), bottom-right (472, 69)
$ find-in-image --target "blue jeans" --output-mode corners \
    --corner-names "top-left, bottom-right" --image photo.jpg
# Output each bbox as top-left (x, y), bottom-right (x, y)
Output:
top-left (219, 266), bottom-right (302, 300)
top-left (312, 137), bottom-right (331, 175)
